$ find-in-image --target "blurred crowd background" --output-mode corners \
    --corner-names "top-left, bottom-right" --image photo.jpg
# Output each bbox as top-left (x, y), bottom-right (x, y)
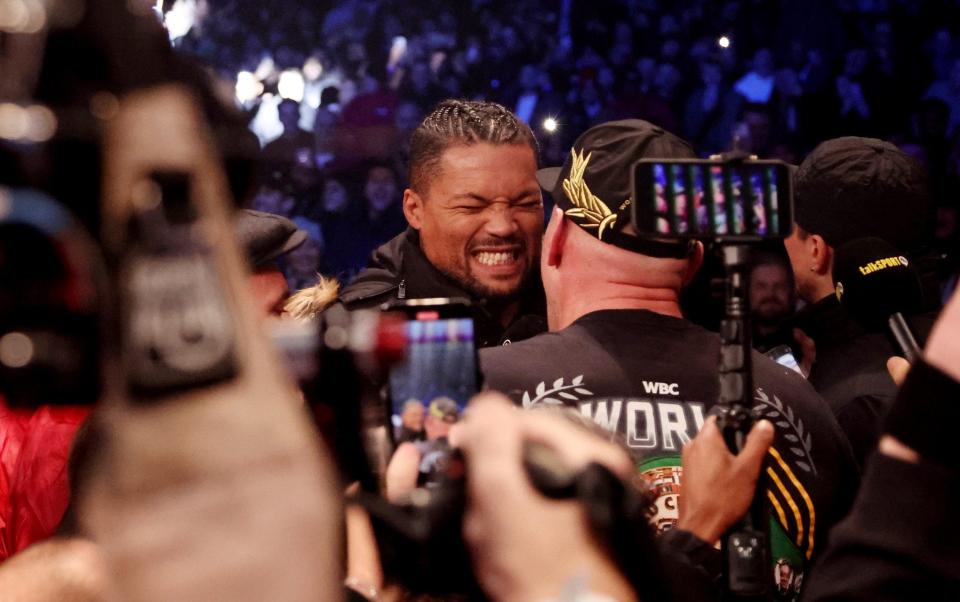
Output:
top-left (165, 0), bottom-right (960, 288)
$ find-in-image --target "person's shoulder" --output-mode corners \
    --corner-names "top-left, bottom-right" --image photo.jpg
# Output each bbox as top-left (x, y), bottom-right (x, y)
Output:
top-left (752, 351), bottom-right (822, 405)
top-left (481, 330), bottom-right (570, 361)
top-left (337, 231), bottom-right (411, 308)
top-left (752, 352), bottom-right (859, 471)
top-left (480, 331), bottom-right (573, 388)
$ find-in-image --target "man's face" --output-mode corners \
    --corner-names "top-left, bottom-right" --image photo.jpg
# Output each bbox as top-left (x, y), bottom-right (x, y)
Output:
top-left (248, 268), bottom-right (289, 320)
top-left (750, 263), bottom-right (792, 323)
top-left (778, 564), bottom-right (791, 588)
top-left (784, 226), bottom-right (816, 302)
top-left (401, 402), bottom-right (425, 430)
top-left (365, 166), bottom-right (398, 213)
top-left (424, 414), bottom-right (453, 441)
top-left (405, 143), bottom-right (543, 300)
top-left (323, 179), bottom-right (348, 213)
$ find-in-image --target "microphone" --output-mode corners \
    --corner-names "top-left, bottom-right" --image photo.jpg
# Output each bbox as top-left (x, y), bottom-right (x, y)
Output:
top-left (833, 237), bottom-right (923, 362)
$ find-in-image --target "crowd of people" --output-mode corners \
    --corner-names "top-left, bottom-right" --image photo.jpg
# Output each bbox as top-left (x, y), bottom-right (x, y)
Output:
top-left (172, 0), bottom-right (960, 289)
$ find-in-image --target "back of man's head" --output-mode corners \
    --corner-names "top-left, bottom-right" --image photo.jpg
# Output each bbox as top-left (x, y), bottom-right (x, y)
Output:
top-left (535, 120), bottom-right (701, 325)
top-left (408, 99), bottom-right (538, 194)
top-left (537, 119), bottom-right (696, 255)
top-left (794, 137), bottom-right (928, 252)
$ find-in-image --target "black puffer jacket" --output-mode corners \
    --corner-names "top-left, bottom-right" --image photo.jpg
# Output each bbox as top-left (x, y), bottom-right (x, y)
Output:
top-left (335, 228), bottom-right (547, 348)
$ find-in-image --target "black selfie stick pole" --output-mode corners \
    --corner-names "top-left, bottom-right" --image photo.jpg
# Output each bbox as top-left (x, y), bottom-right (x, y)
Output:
top-left (717, 244), bottom-right (770, 600)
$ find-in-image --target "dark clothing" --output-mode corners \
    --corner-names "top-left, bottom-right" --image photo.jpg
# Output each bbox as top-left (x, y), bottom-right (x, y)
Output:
top-left (414, 436), bottom-right (452, 487)
top-left (754, 322), bottom-right (803, 359)
top-left (394, 426), bottom-right (424, 445)
top-left (481, 309), bottom-right (860, 600)
top-left (803, 362), bottom-right (960, 601)
top-left (335, 228), bottom-right (547, 348)
top-left (794, 296), bottom-right (931, 467)
top-left (658, 529), bottom-right (723, 602)
top-left (802, 454), bottom-right (960, 601)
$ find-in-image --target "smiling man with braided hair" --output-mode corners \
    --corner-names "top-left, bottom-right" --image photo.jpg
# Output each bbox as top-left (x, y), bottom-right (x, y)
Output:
top-left (327, 99), bottom-right (548, 347)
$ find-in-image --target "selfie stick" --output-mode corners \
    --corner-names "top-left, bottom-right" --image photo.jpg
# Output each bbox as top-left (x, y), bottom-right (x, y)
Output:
top-left (712, 152), bottom-right (770, 600)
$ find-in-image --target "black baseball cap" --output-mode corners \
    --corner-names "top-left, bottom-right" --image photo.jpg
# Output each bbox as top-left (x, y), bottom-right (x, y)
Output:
top-left (794, 137), bottom-right (928, 252)
top-left (537, 119), bottom-right (697, 258)
top-left (234, 209), bottom-right (307, 269)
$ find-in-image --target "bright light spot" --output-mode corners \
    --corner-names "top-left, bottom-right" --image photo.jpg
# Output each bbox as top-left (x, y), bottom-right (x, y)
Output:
top-left (278, 70), bottom-right (305, 102)
top-left (0, 0), bottom-right (29, 32)
top-left (20, 0), bottom-right (45, 33)
top-left (718, 36), bottom-right (731, 49)
top-left (388, 36), bottom-right (408, 68)
top-left (254, 56), bottom-right (275, 80)
top-left (0, 332), bottom-right (34, 369)
top-left (0, 103), bottom-right (30, 141)
top-left (235, 71), bottom-right (263, 103)
top-left (542, 117), bottom-right (558, 133)
top-left (303, 57), bottom-right (323, 81)
top-left (24, 105), bottom-right (57, 142)
top-left (163, 0), bottom-right (196, 41)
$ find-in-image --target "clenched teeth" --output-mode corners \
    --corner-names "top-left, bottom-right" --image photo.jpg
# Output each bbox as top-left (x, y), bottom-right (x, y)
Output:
top-left (475, 251), bottom-right (516, 266)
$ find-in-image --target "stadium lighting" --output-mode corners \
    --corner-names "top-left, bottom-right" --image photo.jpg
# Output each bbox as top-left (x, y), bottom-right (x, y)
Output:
top-left (235, 71), bottom-right (264, 103)
top-left (163, 0), bottom-right (197, 42)
top-left (542, 116), bottom-right (559, 133)
top-left (303, 56), bottom-right (323, 81)
top-left (278, 70), bottom-right (305, 102)
top-left (718, 36), bottom-right (731, 49)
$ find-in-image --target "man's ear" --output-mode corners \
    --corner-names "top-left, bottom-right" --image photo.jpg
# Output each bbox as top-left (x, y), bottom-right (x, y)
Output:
top-left (546, 207), bottom-right (568, 268)
top-left (809, 234), bottom-right (833, 275)
top-left (682, 240), bottom-right (705, 286)
top-left (402, 188), bottom-right (423, 230)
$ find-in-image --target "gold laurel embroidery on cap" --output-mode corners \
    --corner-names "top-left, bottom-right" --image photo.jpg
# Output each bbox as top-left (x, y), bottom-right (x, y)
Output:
top-left (561, 149), bottom-right (618, 239)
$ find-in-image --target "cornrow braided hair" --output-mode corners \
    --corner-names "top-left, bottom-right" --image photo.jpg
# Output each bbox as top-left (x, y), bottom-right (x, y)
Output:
top-left (408, 99), bottom-right (539, 193)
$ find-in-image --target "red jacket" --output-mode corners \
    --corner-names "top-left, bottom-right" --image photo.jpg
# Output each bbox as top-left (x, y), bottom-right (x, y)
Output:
top-left (0, 397), bottom-right (90, 561)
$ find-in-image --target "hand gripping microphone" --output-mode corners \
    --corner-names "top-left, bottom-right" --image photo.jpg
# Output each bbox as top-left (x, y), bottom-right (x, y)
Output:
top-left (833, 237), bottom-right (923, 362)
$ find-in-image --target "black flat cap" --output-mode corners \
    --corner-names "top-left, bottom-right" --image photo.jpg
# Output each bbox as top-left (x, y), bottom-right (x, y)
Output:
top-left (234, 209), bottom-right (307, 269)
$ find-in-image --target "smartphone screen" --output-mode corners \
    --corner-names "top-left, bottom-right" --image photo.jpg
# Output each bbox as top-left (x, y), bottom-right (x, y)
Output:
top-left (388, 311), bottom-right (477, 485)
top-left (765, 345), bottom-right (803, 376)
top-left (633, 159), bottom-right (792, 241)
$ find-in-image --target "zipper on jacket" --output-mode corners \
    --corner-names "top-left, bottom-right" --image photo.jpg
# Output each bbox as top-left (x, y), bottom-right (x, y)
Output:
top-left (398, 279), bottom-right (406, 299)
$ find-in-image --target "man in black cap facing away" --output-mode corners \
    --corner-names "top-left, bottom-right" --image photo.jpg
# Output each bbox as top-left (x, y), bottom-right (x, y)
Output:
top-left (784, 137), bottom-right (933, 466)
top-left (480, 120), bottom-right (859, 599)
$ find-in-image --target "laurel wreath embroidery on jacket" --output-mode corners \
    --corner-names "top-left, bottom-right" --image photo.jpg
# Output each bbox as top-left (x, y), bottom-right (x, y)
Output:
top-left (754, 387), bottom-right (818, 475)
top-left (521, 375), bottom-right (594, 408)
